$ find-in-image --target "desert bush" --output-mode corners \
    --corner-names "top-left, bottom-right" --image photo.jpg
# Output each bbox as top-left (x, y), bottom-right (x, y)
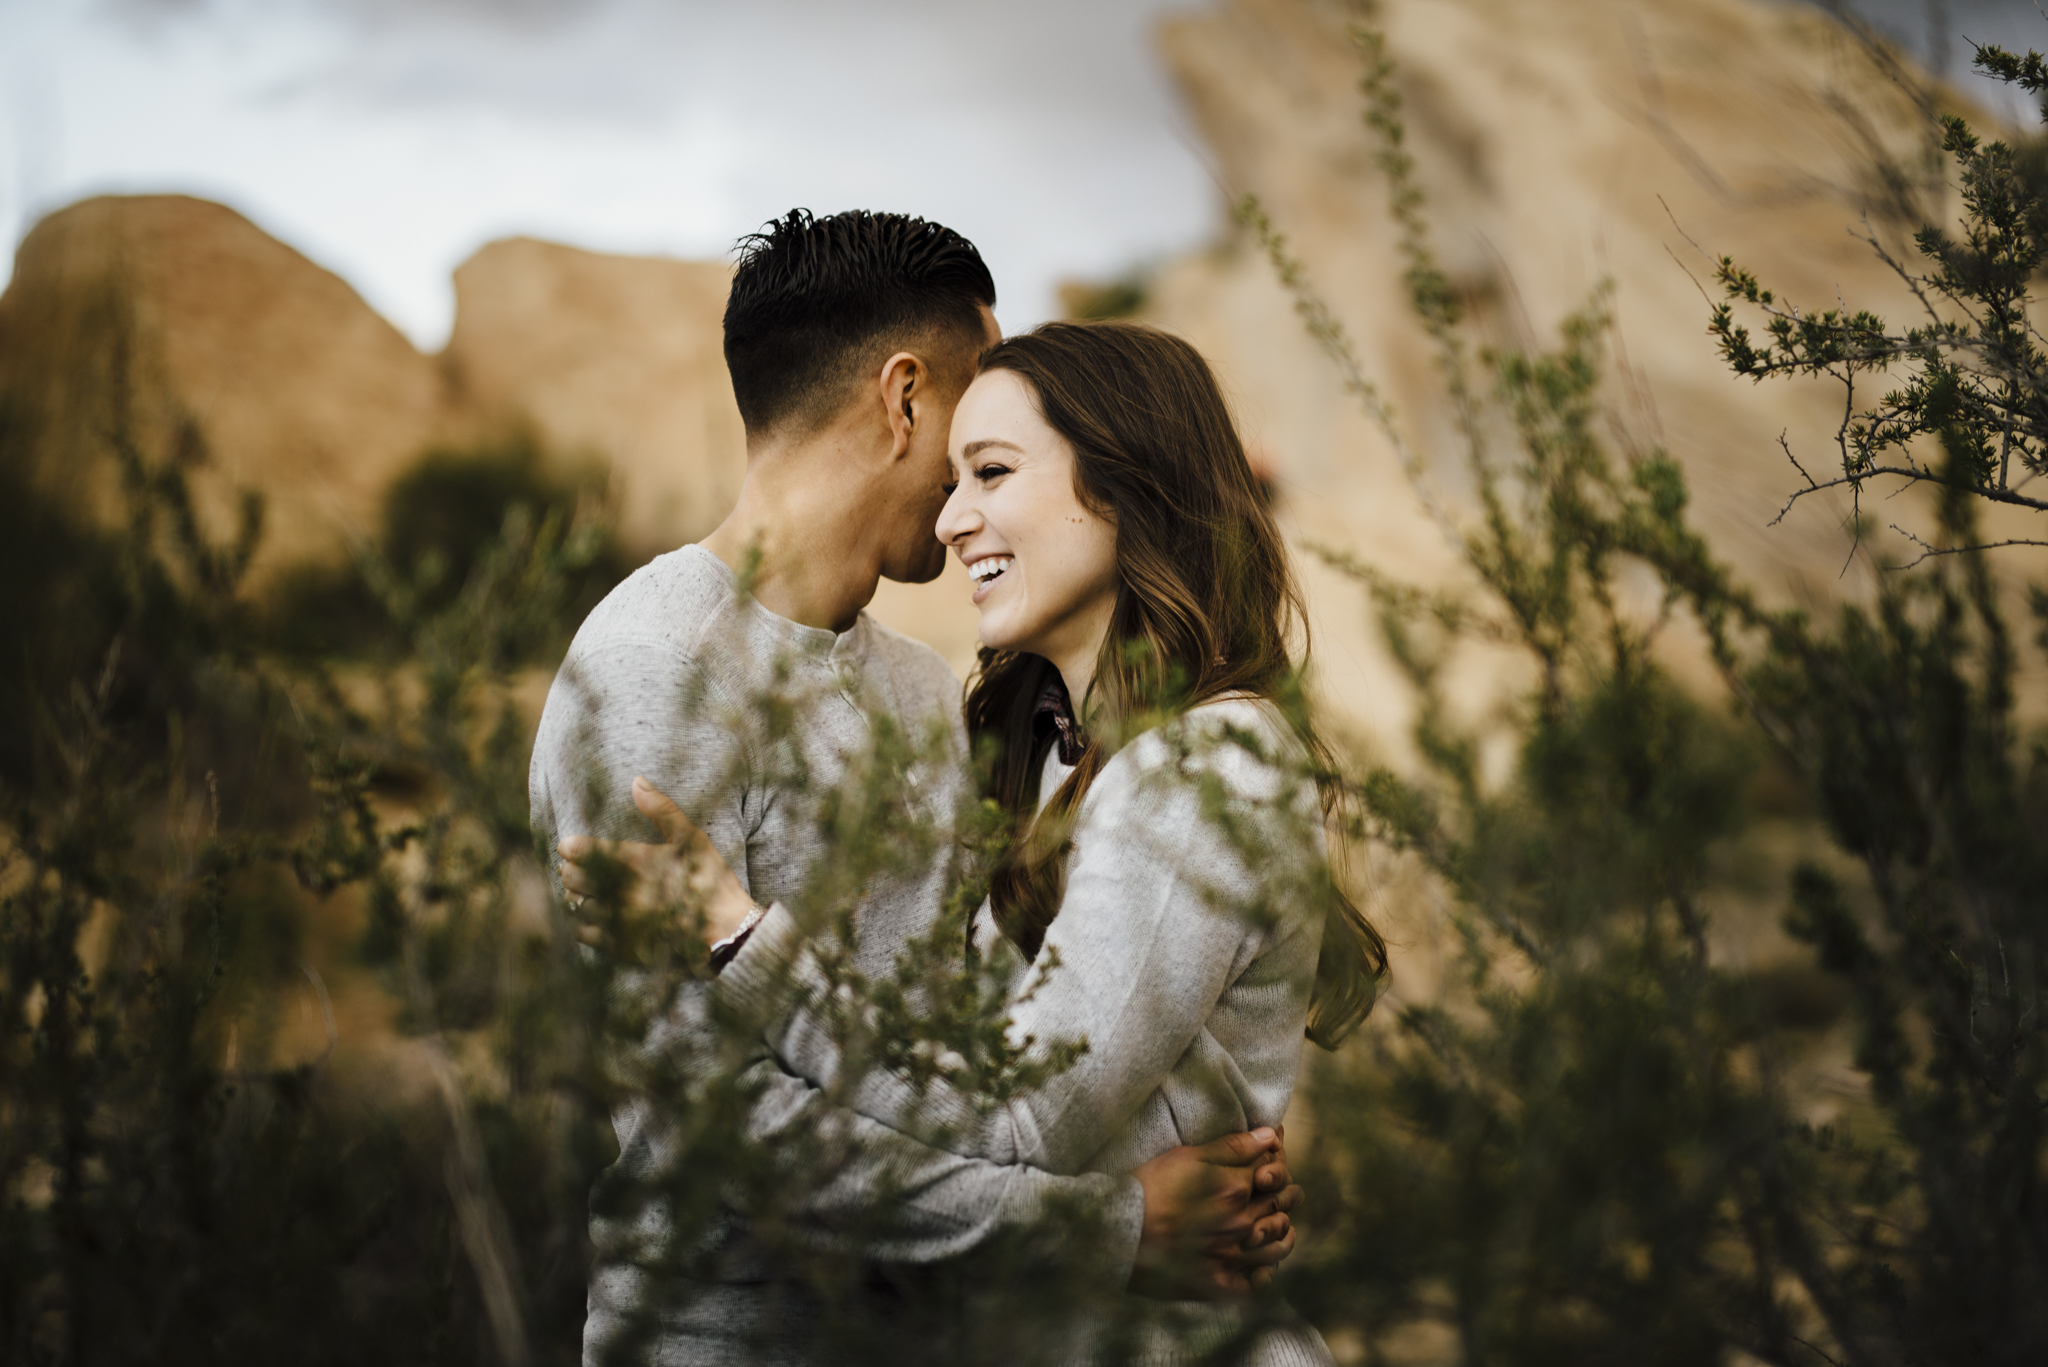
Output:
top-left (0, 285), bottom-right (625, 1363)
top-left (1254, 27), bottom-right (2048, 1367)
top-left (263, 428), bottom-right (631, 660)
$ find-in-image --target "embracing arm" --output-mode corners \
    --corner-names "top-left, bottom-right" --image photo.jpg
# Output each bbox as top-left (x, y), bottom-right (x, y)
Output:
top-left (722, 1049), bottom-right (1148, 1270)
top-left (534, 640), bottom-right (1120, 1267)
top-left (718, 739), bottom-right (1290, 1176)
top-left (564, 781), bottom-right (1297, 1285)
top-left (730, 1055), bottom-right (1299, 1295)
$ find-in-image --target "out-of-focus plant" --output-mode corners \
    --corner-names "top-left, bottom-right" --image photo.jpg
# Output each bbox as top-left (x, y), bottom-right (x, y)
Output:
top-left (0, 266), bottom-right (1161, 1367)
top-left (0, 276), bottom-right (626, 1363)
top-left (264, 428), bottom-right (631, 660)
top-left (1059, 268), bottom-right (1154, 322)
top-left (1245, 25), bottom-right (2048, 1367)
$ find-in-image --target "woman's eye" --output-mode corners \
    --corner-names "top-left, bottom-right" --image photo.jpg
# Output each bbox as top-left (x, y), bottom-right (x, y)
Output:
top-left (941, 481), bottom-right (959, 496)
top-left (975, 464), bottom-right (1011, 482)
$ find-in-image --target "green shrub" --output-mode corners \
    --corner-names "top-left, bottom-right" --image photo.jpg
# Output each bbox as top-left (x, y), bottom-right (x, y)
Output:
top-left (1251, 26), bottom-right (2048, 1366)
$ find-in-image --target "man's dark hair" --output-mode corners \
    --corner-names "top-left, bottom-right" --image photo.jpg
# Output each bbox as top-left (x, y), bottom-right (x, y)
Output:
top-left (723, 209), bottom-right (997, 437)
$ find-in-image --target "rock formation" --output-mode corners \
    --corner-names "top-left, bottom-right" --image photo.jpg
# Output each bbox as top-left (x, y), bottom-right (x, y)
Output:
top-left (0, 194), bottom-right (446, 580)
top-left (441, 238), bottom-right (746, 557)
top-left (1141, 0), bottom-right (2047, 752)
top-left (0, 200), bottom-right (751, 587)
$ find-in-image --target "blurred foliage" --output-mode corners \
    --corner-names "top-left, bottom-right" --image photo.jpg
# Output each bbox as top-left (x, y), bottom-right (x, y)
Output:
top-left (0, 273), bottom-right (1143, 1365)
top-left (263, 429), bottom-right (631, 660)
top-left (1245, 26), bottom-right (2048, 1367)
top-left (0, 279), bottom-right (620, 1361)
top-left (1059, 269), bottom-right (1154, 322)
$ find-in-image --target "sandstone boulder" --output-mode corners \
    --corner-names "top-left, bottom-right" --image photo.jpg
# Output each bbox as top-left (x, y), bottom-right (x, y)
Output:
top-left (0, 194), bottom-right (446, 580)
top-left (441, 238), bottom-right (746, 559)
top-left (0, 201), bottom-right (759, 590)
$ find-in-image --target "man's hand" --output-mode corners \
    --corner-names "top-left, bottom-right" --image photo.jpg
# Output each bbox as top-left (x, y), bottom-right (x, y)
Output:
top-left (558, 776), bottom-right (758, 963)
top-left (1128, 1125), bottom-right (1304, 1301)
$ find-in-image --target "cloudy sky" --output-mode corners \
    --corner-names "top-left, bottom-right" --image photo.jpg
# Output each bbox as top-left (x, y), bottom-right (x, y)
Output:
top-left (1, 0), bottom-right (1219, 345)
top-left (0, 0), bottom-right (2040, 349)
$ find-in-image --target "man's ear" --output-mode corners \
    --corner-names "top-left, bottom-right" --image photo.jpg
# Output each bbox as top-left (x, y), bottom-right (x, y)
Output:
top-left (876, 351), bottom-right (922, 462)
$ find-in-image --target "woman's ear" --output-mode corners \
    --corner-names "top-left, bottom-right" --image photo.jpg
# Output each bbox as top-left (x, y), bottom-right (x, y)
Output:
top-left (876, 350), bottom-right (922, 461)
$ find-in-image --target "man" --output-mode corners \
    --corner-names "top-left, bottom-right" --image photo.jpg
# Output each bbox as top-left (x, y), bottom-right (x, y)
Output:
top-left (530, 210), bottom-right (1298, 1364)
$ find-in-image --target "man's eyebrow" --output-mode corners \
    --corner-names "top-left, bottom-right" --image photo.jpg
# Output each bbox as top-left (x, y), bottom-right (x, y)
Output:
top-left (961, 439), bottom-right (1025, 459)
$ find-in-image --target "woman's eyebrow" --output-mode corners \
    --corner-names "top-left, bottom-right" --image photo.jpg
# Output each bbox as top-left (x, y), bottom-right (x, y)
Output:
top-left (960, 438), bottom-right (1025, 460)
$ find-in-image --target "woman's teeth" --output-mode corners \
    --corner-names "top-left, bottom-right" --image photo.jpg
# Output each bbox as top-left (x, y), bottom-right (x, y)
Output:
top-left (968, 556), bottom-right (1014, 586)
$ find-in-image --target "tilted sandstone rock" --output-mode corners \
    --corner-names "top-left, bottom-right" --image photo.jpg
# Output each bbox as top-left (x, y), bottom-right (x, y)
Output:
top-left (1145, 0), bottom-right (2048, 753)
top-left (0, 194), bottom-right (446, 580)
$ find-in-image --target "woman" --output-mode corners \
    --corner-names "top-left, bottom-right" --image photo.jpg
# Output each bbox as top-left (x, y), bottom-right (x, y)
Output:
top-left (568, 321), bottom-right (1386, 1364)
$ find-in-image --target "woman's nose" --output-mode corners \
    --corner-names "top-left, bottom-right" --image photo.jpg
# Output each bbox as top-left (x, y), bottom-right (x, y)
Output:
top-left (935, 483), bottom-right (977, 546)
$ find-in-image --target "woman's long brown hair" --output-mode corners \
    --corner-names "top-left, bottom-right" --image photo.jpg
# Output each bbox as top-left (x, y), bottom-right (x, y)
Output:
top-left (965, 320), bottom-right (1386, 1049)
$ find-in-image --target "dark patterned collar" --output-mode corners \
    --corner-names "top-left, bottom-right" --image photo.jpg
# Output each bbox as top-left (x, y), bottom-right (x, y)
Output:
top-left (1032, 676), bottom-right (1089, 766)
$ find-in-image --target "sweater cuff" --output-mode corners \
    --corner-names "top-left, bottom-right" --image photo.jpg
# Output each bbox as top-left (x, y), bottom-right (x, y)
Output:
top-left (713, 900), bottom-right (809, 1019)
top-left (1090, 1172), bottom-right (1147, 1286)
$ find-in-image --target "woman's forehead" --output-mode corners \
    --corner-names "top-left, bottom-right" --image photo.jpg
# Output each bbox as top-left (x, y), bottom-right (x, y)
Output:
top-left (953, 371), bottom-right (1050, 449)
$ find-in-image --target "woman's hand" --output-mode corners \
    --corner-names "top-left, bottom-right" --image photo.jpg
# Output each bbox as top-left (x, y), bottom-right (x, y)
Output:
top-left (1128, 1125), bottom-right (1303, 1301)
top-left (557, 776), bottom-right (759, 963)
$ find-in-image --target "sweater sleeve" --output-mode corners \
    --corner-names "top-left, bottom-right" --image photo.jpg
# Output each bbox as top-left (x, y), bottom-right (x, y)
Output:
top-left (725, 1053), bottom-right (1145, 1271)
top-left (530, 637), bottom-right (761, 896)
top-left (720, 715), bottom-right (1307, 1175)
top-left (537, 637), bottom-right (1145, 1272)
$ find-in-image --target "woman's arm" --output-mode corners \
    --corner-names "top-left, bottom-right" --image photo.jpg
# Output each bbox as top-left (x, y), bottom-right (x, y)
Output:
top-left (719, 716), bottom-right (1314, 1174)
top-left (557, 776), bottom-right (1306, 1291)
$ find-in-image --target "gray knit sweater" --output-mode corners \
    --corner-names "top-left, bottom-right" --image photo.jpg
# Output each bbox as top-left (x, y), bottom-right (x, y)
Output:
top-left (529, 546), bottom-right (1145, 1365)
top-left (720, 696), bottom-right (1338, 1366)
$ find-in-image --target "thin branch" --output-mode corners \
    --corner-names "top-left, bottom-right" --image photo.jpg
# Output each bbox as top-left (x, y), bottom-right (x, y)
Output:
top-left (1889, 522), bottom-right (2048, 566)
top-left (1769, 431), bottom-right (1826, 526)
top-left (1658, 194), bottom-right (1717, 265)
top-left (1790, 1334), bottom-right (1847, 1367)
top-left (1235, 194), bottom-right (1464, 545)
top-left (1775, 463), bottom-right (2048, 515)
top-left (1666, 252), bottom-right (1721, 326)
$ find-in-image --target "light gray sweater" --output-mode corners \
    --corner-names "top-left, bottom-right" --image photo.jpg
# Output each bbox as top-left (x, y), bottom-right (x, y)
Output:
top-left (529, 545), bottom-right (1145, 1365)
top-left (720, 697), bottom-right (1339, 1366)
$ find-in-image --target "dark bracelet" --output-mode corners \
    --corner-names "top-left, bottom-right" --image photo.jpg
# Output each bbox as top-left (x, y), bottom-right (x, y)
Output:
top-left (708, 904), bottom-right (769, 973)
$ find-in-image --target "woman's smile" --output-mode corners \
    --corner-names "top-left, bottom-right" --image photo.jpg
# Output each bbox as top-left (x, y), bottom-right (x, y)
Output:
top-left (965, 552), bottom-right (1015, 603)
